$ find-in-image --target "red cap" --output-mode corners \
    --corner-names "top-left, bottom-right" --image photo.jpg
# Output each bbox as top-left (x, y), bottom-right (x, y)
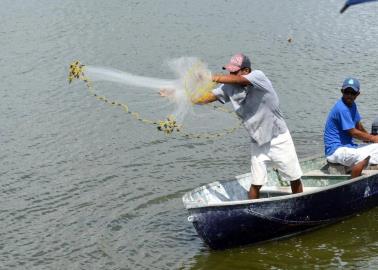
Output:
top-left (222, 53), bottom-right (251, 72)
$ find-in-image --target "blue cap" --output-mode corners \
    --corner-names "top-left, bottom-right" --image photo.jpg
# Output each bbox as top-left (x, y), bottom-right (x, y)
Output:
top-left (342, 77), bottom-right (360, 93)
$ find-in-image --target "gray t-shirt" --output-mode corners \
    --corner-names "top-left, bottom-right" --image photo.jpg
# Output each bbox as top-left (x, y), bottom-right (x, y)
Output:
top-left (212, 70), bottom-right (288, 145)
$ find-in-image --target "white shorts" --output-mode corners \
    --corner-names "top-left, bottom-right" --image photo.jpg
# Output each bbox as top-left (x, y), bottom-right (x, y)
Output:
top-left (326, 144), bottom-right (378, 167)
top-left (250, 131), bottom-right (303, 185)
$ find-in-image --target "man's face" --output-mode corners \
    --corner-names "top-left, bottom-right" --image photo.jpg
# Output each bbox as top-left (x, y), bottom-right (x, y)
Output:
top-left (342, 87), bottom-right (359, 107)
top-left (229, 68), bottom-right (250, 76)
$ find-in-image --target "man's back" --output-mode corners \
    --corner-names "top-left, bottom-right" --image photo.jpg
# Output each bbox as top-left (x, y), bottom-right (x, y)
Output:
top-left (213, 70), bottom-right (288, 145)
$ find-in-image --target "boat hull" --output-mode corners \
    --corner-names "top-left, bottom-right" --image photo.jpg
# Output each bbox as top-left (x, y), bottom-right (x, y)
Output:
top-left (187, 173), bottom-right (378, 249)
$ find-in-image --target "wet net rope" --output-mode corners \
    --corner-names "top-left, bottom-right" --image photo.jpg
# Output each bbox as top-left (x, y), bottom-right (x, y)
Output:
top-left (68, 60), bottom-right (242, 139)
top-left (246, 207), bottom-right (336, 225)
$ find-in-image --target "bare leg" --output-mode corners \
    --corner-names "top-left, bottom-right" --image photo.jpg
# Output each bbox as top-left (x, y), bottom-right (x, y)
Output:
top-left (351, 156), bottom-right (370, 178)
top-left (290, 179), bottom-right (303, 194)
top-left (248, 185), bottom-right (262, 199)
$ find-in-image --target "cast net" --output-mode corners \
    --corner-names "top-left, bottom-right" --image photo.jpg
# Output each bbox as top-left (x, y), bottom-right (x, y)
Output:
top-left (68, 57), bottom-right (240, 137)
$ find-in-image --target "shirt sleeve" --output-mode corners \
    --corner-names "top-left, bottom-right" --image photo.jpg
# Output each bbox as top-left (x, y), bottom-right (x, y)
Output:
top-left (355, 108), bottom-right (361, 123)
top-left (338, 108), bottom-right (356, 131)
top-left (242, 72), bottom-right (254, 85)
top-left (212, 85), bottom-right (230, 104)
top-left (242, 70), bottom-right (271, 91)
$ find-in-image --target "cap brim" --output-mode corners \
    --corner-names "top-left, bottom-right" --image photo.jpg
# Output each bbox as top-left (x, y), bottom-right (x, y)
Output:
top-left (342, 86), bottom-right (359, 92)
top-left (222, 64), bottom-right (241, 72)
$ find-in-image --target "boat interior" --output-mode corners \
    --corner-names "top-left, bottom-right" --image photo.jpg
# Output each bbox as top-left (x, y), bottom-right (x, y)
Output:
top-left (182, 156), bottom-right (378, 208)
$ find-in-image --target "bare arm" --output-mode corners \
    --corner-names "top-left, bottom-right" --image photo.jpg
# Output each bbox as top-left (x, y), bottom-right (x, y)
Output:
top-left (212, 74), bottom-right (251, 86)
top-left (159, 88), bottom-right (217, 104)
top-left (348, 127), bottom-right (378, 143)
top-left (192, 74), bottom-right (252, 104)
top-left (356, 121), bottom-right (368, 133)
top-left (191, 91), bottom-right (218, 104)
top-left (160, 74), bottom-right (249, 105)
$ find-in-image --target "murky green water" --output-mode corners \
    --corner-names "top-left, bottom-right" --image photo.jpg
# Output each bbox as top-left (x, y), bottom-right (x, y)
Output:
top-left (1, 0), bottom-right (378, 269)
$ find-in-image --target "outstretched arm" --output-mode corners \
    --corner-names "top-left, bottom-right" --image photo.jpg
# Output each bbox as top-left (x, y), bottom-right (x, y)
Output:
top-left (160, 73), bottom-right (248, 105)
top-left (191, 74), bottom-right (251, 104)
top-left (192, 74), bottom-right (250, 104)
top-left (212, 74), bottom-right (251, 86)
top-left (191, 91), bottom-right (218, 104)
top-left (159, 88), bottom-right (217, 104)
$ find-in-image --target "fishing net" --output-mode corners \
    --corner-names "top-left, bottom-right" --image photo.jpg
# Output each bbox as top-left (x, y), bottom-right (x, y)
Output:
top-left (68, 57), bottom-right (240, 137)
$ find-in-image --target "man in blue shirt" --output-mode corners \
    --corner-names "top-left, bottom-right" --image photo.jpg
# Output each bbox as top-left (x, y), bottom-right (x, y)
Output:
top-left (324, 77), bottom-right (378, 177)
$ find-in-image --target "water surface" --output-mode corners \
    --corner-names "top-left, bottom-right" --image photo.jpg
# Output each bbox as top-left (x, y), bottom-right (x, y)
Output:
top-left (1, 0), bottom-right (378, 269)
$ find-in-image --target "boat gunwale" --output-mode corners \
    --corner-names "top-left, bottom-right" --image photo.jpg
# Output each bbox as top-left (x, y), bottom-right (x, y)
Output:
top-left (183, 160), bottom-right (378, 210)
top-left (183, 155), bottom-right (324, 198)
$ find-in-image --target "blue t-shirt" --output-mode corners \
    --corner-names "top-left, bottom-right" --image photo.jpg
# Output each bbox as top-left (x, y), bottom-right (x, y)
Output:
top-left (324, 98), bottom-right (361, 156)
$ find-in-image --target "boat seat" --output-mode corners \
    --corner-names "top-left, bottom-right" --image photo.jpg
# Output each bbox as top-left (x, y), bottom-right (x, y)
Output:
top-left (366, 164), bottom-right (378, 170)
top-left (303, 161), bottom-right (351, 178)
top-left (302, 169), bottom-right (350, 178)
top-left (321, 162), bottom-right (378, 174)
top-left (319, 162), bottom-right (351, 175)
